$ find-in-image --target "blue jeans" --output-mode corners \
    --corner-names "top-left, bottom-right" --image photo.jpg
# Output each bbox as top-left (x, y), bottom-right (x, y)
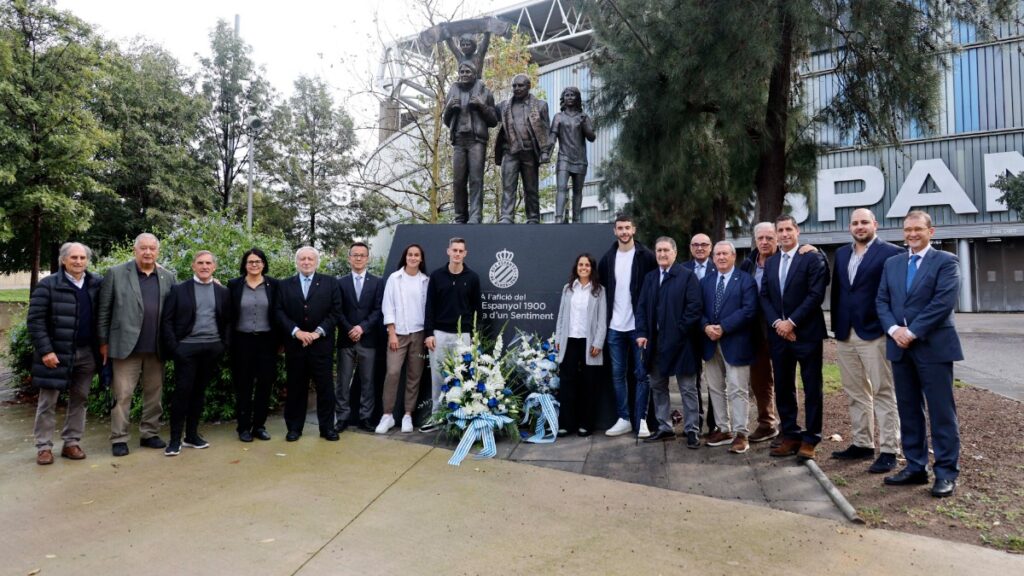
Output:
top-left (607, 329), bottom-right (647, 421)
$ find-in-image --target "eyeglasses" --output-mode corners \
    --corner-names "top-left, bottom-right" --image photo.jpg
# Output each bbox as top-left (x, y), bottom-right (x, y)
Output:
top-left (690, 243), bottom-right (711, 248)
top-left (246, 260), bottom-right (263, 265)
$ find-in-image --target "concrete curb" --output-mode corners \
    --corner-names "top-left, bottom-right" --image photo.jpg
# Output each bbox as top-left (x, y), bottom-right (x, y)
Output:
top-left (804, 459), bottom-right (865, 524)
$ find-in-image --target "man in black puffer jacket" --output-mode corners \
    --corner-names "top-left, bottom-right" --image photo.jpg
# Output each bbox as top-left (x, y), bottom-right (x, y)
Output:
top-left (28, 242), bottom-right (102, 466)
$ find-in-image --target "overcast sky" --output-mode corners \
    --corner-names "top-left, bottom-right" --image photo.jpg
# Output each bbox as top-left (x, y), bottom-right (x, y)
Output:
top-left (58, 0), bottom-right (501, 143)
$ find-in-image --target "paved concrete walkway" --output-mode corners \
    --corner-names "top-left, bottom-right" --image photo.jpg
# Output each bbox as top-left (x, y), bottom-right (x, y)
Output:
top-left (3, 402), bottom-right (1021, 575)
top-left (951, 313), bottom-right (1024, 401)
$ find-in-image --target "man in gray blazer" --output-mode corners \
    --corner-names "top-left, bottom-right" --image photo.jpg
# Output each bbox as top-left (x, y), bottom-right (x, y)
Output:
top-left (97, 233), bottom-right (176, 457)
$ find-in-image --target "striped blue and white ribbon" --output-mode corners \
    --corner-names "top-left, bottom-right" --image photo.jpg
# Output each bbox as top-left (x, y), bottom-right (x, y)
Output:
top-left (520, 392), bottom-right (559, 444)
top-left (447, 409), bottom-right (515, 466)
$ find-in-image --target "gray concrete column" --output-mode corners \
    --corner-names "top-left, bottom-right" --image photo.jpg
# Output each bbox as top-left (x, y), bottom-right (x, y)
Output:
top-left (958, 238), bottom-right (973, 312)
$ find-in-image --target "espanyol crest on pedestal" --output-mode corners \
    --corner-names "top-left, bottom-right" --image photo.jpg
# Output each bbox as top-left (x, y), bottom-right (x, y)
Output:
top-left (489, 248), bottom-right (518, 289)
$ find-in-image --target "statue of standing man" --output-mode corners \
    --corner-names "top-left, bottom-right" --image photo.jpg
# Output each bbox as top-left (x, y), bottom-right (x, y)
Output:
top-left (494, 75), bottom-right (552, 224)
top-left (442, 61), bottom-right (498, 224)
top-left (550, 87), bottom-right (596, 223)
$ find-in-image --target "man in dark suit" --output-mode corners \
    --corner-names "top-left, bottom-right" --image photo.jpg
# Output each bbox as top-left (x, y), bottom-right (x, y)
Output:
top-left (275, 246), bottom-right (343, 442)
top-left (877, 210), bottom-right (963, 498)
top-left (635, 237), bottom-right (703, 448)
top-left (683, 232), bottom-right (717, 435)
top-left (830, 208), bottom-right (904, 473)
top-left (700, 241), bottom-right (758, 454)
top-left (760, 214), bottom-right (829, 460)
top-left (335, 242), bottom-right (384, 433)
top-left (160, 251), bottom-right (231, 456)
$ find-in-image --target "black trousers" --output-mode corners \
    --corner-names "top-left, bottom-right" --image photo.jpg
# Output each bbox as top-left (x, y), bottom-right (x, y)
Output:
top-left (231, 331), bottom-right (277, 433)
top-left (284, 344), bottom-right (336, 434)
top-left (170, 341), bottom-right (225, 440)
top-left (560, 338), bottom-right (598, 432)
top-left (770, 338), bottom-right (823, 445)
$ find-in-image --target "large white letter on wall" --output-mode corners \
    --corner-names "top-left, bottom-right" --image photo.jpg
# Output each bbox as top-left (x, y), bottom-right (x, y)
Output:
top-left (886, 159), bottom-right (978, 218)
top-left (984, 152), bottom-right (1024, 212)
top-left (817, 166), bottom-right (885, 222)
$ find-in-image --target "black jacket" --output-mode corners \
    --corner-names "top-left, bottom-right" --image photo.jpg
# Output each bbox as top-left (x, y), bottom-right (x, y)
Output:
top-left (160, 279), bottom-right (231, 356)
top-left (275, 273), bottom-right (343, 354)
top-left (597, 240), bottom-right (657, 327)
top-left (227, 275), bottom-right (282, 343)
top-left (337, 272), bottom-right (384, 348)
top-left (27, 268), bottom-right (102, 390)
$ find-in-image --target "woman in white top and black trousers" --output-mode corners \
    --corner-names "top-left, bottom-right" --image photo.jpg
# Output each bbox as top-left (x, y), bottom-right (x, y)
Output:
top-left (376, 244), bottom-right (430, 434)
top-left (554, 253), bottom-right (607, 437)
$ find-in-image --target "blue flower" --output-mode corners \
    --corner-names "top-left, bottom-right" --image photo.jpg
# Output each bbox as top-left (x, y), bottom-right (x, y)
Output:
top-left (441, 384), bottom-right (450, 393)
top-left (462, 353), bottom-right (473, 363)
top-left (469, 367), bottom-right (476, 377)
top-left (541, 341), bottom-right (550, 351)
top-left (476, 383), bottom-right (486, 392)
top-left (452, 379), bottom-right (461, 387)
top-left (547, 354), bottom-right (557, 362)
top-left (488, 398), bottom-right (498, 408)
top-left (448, 402), bottom-right (458, 410)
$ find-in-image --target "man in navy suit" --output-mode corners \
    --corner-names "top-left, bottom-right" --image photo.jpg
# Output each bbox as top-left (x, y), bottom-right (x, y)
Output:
top-left (683, 232), bottom-right (716, 435)
top-left (877, 210), bottom-right (963, 498)
top-left (335, 242), bottom-right (384, 433)
top-left (701, 241), bottom-right (758, 454)
top-left (635, 237), bottom-right (703, 448)
top-left (760, 214), bottom-right (829, 460)
top-left (275, 246), bottom-right (343, 442)
top-left (830, 208), bottom-right (904, 473)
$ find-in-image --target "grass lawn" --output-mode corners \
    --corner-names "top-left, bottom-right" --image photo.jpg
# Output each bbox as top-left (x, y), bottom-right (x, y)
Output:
top-left (0, 289), bottom-right (29, 303)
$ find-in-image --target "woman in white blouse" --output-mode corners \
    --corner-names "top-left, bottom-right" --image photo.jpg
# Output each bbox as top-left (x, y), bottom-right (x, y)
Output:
top-left (376, 244), bottom-right (430, 434)
top-left (554, 253), bottom-right (607, 437)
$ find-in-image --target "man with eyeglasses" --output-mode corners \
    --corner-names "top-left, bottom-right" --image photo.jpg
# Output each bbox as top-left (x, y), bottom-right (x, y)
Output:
top-left (683, 233), bottom-right (717, 436)
top-left (335, 242), bottom-right (384, 433)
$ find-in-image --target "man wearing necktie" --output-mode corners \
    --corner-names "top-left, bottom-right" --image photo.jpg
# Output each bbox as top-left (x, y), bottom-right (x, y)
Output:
top-left (683, 232), bottom-right (717, 436)
top-left (275, 246), bottom-right (343, 442)
top-left (700, 241), bottom-right (758, 454)
top-left (759, 214), bottom-right (829, 461)
top-left (335, 242), bottom-right (384, 433)
top-left (876, 210), bottom-right (963, 498)
top-left (635, 237), bottom-right (703, 448)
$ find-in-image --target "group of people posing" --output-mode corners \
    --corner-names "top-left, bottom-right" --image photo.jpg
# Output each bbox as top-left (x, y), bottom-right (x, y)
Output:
top-left (29, 208), bottom-right (962, 498)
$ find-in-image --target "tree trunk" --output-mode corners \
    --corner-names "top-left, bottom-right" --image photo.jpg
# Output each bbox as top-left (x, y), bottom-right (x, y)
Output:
top-left (712, 195), bottom-right (727, 242)
top-left (754, 1), bottom-right (793, 222)
top-left (29, 206), bottom-right (41, 291)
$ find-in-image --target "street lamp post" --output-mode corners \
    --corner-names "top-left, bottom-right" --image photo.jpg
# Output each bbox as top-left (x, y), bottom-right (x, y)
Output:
top-left (244, 115), bottom-right (264, 232)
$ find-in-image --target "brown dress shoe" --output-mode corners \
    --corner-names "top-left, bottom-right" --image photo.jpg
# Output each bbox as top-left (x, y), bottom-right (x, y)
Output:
top-left (749, 425), bottom-right (779, 443)
top-left (37, 449), bottom-right (54, 465)
top-left (797, 441), bottom-right (816, 460)
top-left (729, 434), bottom-right (749, 454)
top-left (61, 445), bottom-right (86, 460)
top-left (769, 438), bottom-right (801, 457)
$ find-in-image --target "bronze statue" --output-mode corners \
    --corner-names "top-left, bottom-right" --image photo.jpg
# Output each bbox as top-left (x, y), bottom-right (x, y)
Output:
top-left (442, 62), bottom-right (497, 224)
top-left (550, 87), bottom-right (596, 223)
top-left (420, 17), bottom-right (510, 80)
top-left (494, 74), bottom-right (552, 224)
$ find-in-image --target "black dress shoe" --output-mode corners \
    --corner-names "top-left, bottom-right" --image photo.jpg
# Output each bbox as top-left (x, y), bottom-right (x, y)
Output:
top-left (111, 442), bottom-right (129, 457)
top-left (868, 453), bottom-right (897, 474)
top-left (286, 431), bottom-right (301, 442)
top-left (253, 428), bottom-right (271, 441)
top-left (320, 430), bottom-right (340, 441)
top-left (931, 478), bottom-right (956, 498)
top-left (140, 436), bottom-right (167, 449)
top-left (577, 429), bottom-right (592, 438)
top-left (883, 468), bottom-right (929, 486)
top-left (335, 422), bottom-right (349, 434)
top-left (831, 444), bottom-right (875, 460)
top-left (358, 419), bottom-right (375, 433)
top-left (644, 429), bottom-right (675, 443)
top-left (238, 430), bottom-right (254, 443)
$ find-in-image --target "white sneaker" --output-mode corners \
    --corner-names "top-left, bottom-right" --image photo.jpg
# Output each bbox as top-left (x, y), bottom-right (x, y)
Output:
top-left (638, 420), bottom-right (651, 439)
top-left (401, 415), bottom-right (413, 433)
top-left (375, 414), bottom-right (395, 434)
top-left (606, 418), bottom-right (633, 437)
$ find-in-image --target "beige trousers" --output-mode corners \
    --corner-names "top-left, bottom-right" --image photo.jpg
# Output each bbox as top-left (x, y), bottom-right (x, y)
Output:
top-left (110, 353), bottom-right (164, 443)
top-left (836, 333), bottom-right (900, 453)
top-left (382, 331), bottom-right (425, 415)
top-left (704, 345), bottom-right (751, 435)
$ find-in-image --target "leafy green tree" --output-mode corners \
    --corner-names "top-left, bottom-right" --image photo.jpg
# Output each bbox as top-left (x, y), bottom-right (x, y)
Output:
top-left (589, 0), bottom-right (1015, 240)
top-left (994, 172), bottom-right (1024, 215)
top-left (0, 0), bottom-right (112, 287)
top-left (85, 40), bottom-right (215, 253)
top-left (196, 19), bottom-right (274, 211)
top-left (262, 75), bottom-right (360, 251)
